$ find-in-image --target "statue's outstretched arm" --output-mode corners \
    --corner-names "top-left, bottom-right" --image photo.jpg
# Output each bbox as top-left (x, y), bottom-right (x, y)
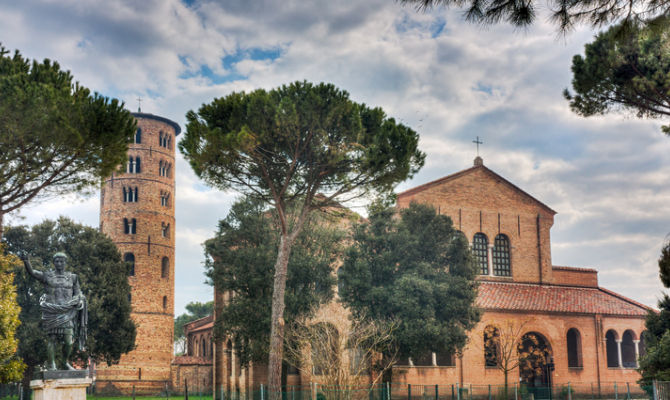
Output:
top-left (20, 255), bottom-right (45, 283)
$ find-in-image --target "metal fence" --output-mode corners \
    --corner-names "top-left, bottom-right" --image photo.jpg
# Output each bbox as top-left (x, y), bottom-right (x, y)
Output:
top-left (0, 381), bottom-right (665, 400)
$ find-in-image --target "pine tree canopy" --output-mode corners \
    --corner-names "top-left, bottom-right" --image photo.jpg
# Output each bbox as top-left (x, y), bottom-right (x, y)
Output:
top-left (564, 18), bottom-right (670, 135)
top-left (400, 0), bottom-right (669, 33)
top-left (0, 45), bottom-right (136, 238)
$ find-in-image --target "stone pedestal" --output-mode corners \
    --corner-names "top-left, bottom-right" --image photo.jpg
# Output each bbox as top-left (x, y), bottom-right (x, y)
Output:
top-left (31, 371), bottom-right (92, 400)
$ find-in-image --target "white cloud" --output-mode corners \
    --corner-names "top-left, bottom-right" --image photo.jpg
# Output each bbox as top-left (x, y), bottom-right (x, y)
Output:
top-left (2, 0), bottom-right (669, 312)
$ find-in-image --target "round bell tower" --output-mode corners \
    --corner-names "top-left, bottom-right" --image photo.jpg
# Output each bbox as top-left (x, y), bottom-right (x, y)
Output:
top-left (97, 112), bottom-right (179, 394)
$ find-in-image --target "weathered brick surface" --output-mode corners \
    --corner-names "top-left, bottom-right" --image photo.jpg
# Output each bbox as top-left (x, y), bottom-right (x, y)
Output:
top-left (97, 113), bottom-right (178, 393)
top-left (551, 266), bottom-right (599, 288)
top-left (397, 163), bottom-right (555, 285)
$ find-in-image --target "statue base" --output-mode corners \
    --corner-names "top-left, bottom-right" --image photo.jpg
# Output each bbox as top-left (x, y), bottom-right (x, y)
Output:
top-left (31, 370), bottom-right (91, 400)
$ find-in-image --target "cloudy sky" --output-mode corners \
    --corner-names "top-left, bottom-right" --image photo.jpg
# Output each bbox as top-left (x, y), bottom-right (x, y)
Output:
top-left (3, 0), bottom-right (669, 315)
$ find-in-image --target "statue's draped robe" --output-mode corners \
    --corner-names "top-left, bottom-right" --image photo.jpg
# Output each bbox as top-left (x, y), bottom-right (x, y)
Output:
top-left (39, 271), bottom-right (88, 350)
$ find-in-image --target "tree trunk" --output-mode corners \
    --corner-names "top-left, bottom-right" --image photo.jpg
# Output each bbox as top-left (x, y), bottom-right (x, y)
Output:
top-left (504, 369), bottom-right (509, 400)
top-left (268, 235), bottom-right (293, 399)
top-left (0, 211), bottom-right (4, 242)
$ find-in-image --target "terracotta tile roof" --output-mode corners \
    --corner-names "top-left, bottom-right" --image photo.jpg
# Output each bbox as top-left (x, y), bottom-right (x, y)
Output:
top-left (172, 356), bottom-right (212, 366)
top-left (477, 281), bottom-right (651, 316)
top-left (190, 321), bottom-right (213, 333)
top-left (184, 314), bottom-right (213, 332)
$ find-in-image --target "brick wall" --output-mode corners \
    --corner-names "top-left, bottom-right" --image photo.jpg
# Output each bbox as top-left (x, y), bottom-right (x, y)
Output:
top-left (397, 164), bottom-right (555, 285)
top-left (552, 267), bottom-right (599, 287)
top-left (97, 113), bottom-right (178, 393)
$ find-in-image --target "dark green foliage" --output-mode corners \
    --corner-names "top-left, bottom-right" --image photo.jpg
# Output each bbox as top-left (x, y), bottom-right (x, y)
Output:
top-left (639, 240), bottom-right (670, 384)
top-left (2, 218), bottom-right (136, 379)
top-left (400, 0), bottom-right (668, 33)
top-left (180, 81), bottom-right (424, 211)
top-left (205, 197), bottom-right (343, 365)
top-left (564, 19), bottom-right (670, 135)
top-left (659, 241), bottom-right (670, 287)
top-left (180, 80), bottom-right (424, 390)
top-left (174, 301), bottom-right (214, 340)
top-left (0, 45), bottom-right (136, 237)
top-left (639, 330), bottom-right (670, 384)
top-left (339, 202), bottom-right (480, 360)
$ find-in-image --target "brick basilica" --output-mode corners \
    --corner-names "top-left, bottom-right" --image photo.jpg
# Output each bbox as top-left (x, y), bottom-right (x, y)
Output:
top-left (94, 112), bottom-right (651, 397)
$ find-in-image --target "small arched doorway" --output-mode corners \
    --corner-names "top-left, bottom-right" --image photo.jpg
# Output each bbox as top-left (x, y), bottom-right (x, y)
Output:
top-left (518, 332), bottom-right (553, 390)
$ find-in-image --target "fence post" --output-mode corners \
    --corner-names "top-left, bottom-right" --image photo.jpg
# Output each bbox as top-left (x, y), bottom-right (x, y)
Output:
top-left (436, 385), bottom-right (439, 400)
top-left (470, 384), bottom-right (472, 400)
top-left (132, 384), bottom-right (136, 400)
top-left (185, 379), bottom-right (189, 400)
top-left (388, 382), bottom-right (392, 400)
top-left (409, 384), bottom-right (412, 400)
top-left (488, 385), bottom-right (491, 400)
top-left (653, 381), bottom-right (658, 400)
top-left (626, 383), bottom-right (630, 400)
top-left (261, 384), bottom-right (265, 400)
top-left (452, 385), bottom-right (455, 400)
top-left (167, 381), bottom-right (170, 399)
top-left (568, 383), bottom-right (572, 400)
top-left (614, 383), bottom-right (618, 400)
top-left (514, 384), bottom-right (518, 400)
top-left (456, 384), bottom-right (460, 400)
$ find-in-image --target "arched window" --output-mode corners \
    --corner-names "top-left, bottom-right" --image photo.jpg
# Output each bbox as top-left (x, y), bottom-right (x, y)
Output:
top-left (130, 218), bottom-right (136, 234)
top-left (135, 157), bottom-right (141, 173)
top-left (161, 191), bottom-right (170, 207)
top-left (127, 156), bottom-right (134, 173)
top-left (472, 233), bottom-right (489, 275)
top-left (123, 218), bottom-right (129, 234)
top-left (161, 257), bottom-right (169, 278)
top-left (337, 267), bottom-right (344, 293)
top-left (124, 253), bottom-right (135, 276)
top-left (163, 295), bottom-right (167, 310)
top-left (161, 222), bottom-right (170, 238)
top-left (159, 131), bottom-right (164, 147)
top-left (606, 330), bottom-right (619, 367)
top-left (622, 330), bottom-right (637, 368)
top-left (159, 160), bottom-right (164, 176)
top-left (492, 234), bottom-right (511, 276)
top-left (166, 163), bottom-right (171, 178)
top-left (135, 128), bottom-right (142, 144)
top-left (123, 187), bottom-right (138, 202)
top-left (201, 337), bottom-right (206, 357)
top-left (567, 328), bottom-right (582, 368)
top-left (128, 292), bottom-right (132, 303)
top-left (484, 325), bottom-right (500, 367)
top-left (209, 338), bottom-right (213, 360)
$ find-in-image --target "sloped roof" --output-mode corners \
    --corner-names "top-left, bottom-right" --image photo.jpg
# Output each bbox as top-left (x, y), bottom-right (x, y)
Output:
top-left (397, 162), bottom-right (557, 215)
top-left (477, 281), bottom-right (651, 317)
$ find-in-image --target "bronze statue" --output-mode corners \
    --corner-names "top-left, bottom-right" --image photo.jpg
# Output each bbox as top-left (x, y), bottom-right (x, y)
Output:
top-left (21, 252), bottom-right (87, 371)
